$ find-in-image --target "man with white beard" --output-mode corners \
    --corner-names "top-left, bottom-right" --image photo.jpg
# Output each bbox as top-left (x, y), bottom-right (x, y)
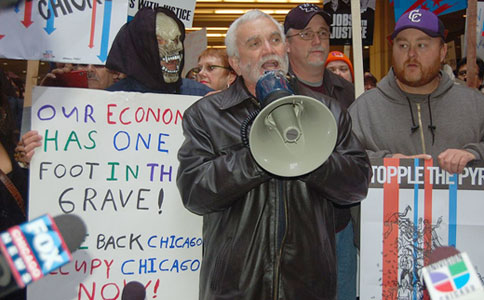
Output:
top-left (176, 9), bottom-right (371, 300)
top-left (350, 9), bottom-right (484, 174)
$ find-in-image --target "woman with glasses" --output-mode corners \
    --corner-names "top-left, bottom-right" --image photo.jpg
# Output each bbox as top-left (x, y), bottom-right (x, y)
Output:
top-left (195, 49), bottom-right (236, 91)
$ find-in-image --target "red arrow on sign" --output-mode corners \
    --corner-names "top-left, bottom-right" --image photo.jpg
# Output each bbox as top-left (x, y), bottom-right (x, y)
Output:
top-left (88, 0), bottom-right (97, 48)
top-left (21, 0), bottom-right (34, 28)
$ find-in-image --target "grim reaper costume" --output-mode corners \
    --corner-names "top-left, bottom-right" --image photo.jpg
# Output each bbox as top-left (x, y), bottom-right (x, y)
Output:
top-left (106, 7), bottom-right (212, 96)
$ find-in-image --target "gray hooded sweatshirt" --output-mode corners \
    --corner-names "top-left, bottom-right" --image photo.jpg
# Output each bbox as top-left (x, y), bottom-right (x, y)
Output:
top-left (349, 68), bottom-right (484, 160)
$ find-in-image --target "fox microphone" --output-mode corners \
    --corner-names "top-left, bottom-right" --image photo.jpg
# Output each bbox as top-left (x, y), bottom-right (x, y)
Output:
top-left (121, 281), bottom-right (146, 300)
top-left (0, 214), bottom-right (86, 297)
top-left (422, 246), bottom-right (484, 300)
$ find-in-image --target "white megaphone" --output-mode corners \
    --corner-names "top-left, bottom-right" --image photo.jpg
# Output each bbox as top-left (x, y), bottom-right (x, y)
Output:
top-left (246, 70), bottom-right (337, 177)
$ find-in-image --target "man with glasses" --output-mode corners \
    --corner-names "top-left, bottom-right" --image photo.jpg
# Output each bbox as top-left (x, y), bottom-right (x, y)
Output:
top-left (284, 4), bottom-right (360, 300)
top-left (40, 63), bottom-right (123, 90)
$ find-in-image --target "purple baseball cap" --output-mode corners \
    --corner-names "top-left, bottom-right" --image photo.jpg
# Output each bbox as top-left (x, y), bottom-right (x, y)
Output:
top-left (284, 3), bottom-right (332, 34)
top-left (391, 9), bottom-right (445, 40)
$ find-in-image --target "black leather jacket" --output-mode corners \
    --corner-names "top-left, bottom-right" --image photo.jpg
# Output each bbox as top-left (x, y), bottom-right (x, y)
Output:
top-left (177, 76), bottom-right (371, 300)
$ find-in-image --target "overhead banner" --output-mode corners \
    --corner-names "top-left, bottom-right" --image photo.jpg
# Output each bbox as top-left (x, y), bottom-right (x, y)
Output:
top-left (361, 158), bottom-right (484, 299)
top-left (128, 0), bottom-right (197, 28)
top-left (392, 0), bottom-right (467, 21)
top-left (322, 0), bottom-right (375, 46)
top-left (27, 87), bottom-right (202, 300)
top-left (0, 0), bottom-right (127, 64)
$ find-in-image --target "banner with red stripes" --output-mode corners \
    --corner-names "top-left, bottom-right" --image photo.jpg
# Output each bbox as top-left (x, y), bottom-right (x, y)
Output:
top-left (361, 158), bottom-right (484, 299)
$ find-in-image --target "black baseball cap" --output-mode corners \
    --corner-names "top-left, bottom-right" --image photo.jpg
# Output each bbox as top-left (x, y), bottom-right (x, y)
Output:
top-left (284, 4), bottom-right (332, 34)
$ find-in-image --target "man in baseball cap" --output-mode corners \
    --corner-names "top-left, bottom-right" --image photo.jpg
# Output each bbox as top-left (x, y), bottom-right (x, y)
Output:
top-left (351, 8), bottom-right (484, 180)
top-left (284, 3), bottom-right (332, 34)
top-left (285, 4), bottom-right (360, 300)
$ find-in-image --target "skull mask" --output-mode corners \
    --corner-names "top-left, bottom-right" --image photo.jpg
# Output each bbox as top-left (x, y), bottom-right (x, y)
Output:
top-left (156, 12), bottom-right (183, 83)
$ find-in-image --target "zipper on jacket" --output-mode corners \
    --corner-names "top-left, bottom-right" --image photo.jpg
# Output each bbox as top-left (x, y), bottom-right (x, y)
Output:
top-left (416, 103), bottom-right (427, 154)
top-left (273, 181), bottom-right (288, 300)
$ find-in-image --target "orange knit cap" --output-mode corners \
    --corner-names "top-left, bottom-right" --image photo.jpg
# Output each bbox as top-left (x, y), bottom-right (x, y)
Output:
top-left (325, 51), bottom-right (354, 80)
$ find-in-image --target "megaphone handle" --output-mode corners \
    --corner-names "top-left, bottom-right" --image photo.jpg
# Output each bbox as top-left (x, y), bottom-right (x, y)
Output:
top-left (240, 109), bottom-right (260, 147)
top-left (287, 74), bottom-right (300, 95)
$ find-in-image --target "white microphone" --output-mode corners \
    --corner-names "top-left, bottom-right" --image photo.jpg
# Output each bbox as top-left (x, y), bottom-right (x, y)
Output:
top-left (422, 246), bottom-right (484, 300)
top-left (0, 214), bottom-right (86, 297)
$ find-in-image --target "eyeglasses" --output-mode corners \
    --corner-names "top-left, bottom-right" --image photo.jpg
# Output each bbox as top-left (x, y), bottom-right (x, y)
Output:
top-left (193, 65), bottom-right (231, 74)
top-left (286, 29), bottom-right (330, 41)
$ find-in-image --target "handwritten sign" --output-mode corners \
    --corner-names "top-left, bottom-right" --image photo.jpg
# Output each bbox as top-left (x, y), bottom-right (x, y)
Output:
top-left (128, 0), bottom-right (196, 28)
top-left (27, 87), bottom-right (202, 300)
top-left (361, 158), bottom-right (484, 299)
top-left (0, 1), bottom-right (128, 64)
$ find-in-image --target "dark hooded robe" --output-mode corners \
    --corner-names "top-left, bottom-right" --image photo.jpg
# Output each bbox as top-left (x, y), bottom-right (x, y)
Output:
top-left (106, 7), bottom-right (212, 96)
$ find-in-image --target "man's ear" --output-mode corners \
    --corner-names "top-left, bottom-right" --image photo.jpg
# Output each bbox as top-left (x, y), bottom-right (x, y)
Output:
top-left (440, 42), bottom-right (448, 63)
top-left (227, 71), bottom-right (237, 86)
top-left (229, 56), bottom-right (241, 75)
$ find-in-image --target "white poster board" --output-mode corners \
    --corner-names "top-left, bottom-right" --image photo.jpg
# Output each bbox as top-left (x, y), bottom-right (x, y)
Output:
top-left (477, 3), bottom-right (484, 59)
top-left (183, 28), bottom-right (207, 77)
top-left (361, 158), bottom-right (484, 299)
top-left (0, 1), bottom-right (127, 64)
top-left (27, 87), bottom-right (202, 300)
top-left (128, 0), bottom-right (196, 28)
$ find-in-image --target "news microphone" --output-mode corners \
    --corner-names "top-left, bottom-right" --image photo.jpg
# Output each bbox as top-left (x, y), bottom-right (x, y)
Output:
top-left (121, 281), bottom-right (146, 300)
top-left (0, 214), bottom-right (86, 298)
top-left (422, 246), bottom-right (484, 300)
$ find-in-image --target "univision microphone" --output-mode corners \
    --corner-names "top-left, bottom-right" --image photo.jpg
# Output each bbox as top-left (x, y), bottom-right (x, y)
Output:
top-left (422, 246), bottom-right (484, 300)
top-left (0, 214), bottom-right (86, 297)
top-left (121, 281), bottom-right (146, 300)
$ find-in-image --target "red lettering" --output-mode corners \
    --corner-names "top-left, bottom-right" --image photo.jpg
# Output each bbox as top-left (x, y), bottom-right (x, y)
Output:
top-left (90, 258), bottom-right (102, 275)
top-left (105, 259), bottom-right (114, 279)
top-left (78, 282), bottom-right (95, 300)
top-left (175, 109), bottom-right (183, 124)
top-left (75, 260), bottom-right (87, 273)
top-left (105, 105), bottom-right (182, 125)
top-left (49, 265), bottom-right (69, 275)
top-left (147, 108), bottom-right (161, 122)
top-left (135, 107), bottom-right (145, 123)
top-left (100, 283), bottom-right (120, 300)
top-left (119, 108), bottom-right (131, 125)
top-left (107, 104), bottom-right (116, 124)
top-left (162, 109), bottom-right (173, 124)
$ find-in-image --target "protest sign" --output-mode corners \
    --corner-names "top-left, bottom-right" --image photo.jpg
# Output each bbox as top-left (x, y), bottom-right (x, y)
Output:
top-left (392, 0), bottom-right (467, 21)
top-left (361, 158), bottom-right (484, 299)
top-left (0, 1), bottom-right (127, 64)
top-left (128, 0), bottom-right (196, 28)
top-left (322, 0), bottom-right (375, 46)
top-left (475, 3), bottom-right (484, 60)
top-left (27, 87), bottom-right (202, 299)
